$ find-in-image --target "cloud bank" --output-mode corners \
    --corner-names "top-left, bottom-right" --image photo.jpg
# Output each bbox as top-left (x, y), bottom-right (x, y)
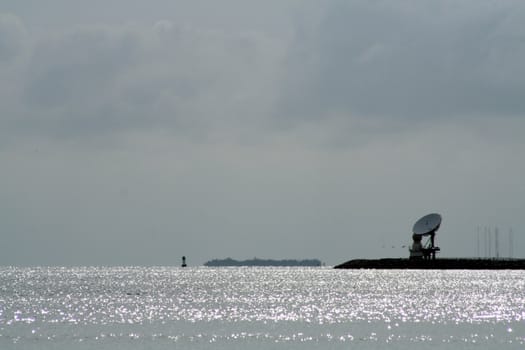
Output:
top-left (1, 1), bottom-right (524, 265)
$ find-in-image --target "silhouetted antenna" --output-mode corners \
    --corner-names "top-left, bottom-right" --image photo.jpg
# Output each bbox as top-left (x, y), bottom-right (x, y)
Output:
top-left (509, 228), bottom-right (514, 258)
top-left (484, 226), bottom-right (488, 258)
top-left (477, 226), bottom-right (480, 258)
top-left (495, 226), bottom-right (499, 259)
top-left (488, 227), bottom-right (492, 258)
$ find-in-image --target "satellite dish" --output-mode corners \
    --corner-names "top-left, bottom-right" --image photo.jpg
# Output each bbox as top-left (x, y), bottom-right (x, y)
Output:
top-left (409, 213), bottom-right (442, 260)
top-left (412, 213), bottom-right (442, 236)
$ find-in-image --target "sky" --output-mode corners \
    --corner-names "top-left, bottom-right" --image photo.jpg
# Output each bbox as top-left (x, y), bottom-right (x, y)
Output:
top-left (1, 0), bottom-right (525, 266)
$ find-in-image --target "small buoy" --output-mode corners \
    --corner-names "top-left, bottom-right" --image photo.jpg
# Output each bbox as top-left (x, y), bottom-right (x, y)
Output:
top-left (181, 256), bottom-right (187, 267)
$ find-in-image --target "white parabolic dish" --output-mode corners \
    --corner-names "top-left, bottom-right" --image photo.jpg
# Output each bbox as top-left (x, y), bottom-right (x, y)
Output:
top-left (412, 213), bottom-right (442, 235)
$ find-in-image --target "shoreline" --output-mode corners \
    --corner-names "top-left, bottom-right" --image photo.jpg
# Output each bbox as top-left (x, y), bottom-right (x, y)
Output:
top-left (334, 258), bottom-right (525, 269)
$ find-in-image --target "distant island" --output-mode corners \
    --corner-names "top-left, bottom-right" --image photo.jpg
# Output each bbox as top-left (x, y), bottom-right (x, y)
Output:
top-left (204, 257), bottom-right (322, 267)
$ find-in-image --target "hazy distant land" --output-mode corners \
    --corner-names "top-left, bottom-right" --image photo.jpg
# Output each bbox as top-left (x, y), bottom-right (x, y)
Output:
top-left (204, 258), bottom-right (322, 267)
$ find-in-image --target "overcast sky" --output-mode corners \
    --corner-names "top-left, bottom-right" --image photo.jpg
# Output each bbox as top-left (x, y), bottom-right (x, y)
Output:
top-left (1, 0), bottom-right (525, 266)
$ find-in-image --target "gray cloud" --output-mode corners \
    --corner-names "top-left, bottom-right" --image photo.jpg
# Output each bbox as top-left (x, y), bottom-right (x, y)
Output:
top-left (0, 13), bottom-right (26, 61)
top-left (280, 0), bottom-right (525, 121)
top-left (7, 1), bottom-right (525, 146)
top-left (3, 19), bottom-right (285, 144)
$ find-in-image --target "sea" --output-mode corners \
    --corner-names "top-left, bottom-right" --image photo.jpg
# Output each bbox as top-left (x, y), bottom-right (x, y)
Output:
top-left (1, 267), bottom-right (524, 349)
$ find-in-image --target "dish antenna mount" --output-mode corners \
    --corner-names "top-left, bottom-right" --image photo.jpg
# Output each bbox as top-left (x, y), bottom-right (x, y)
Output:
top-left (409, 213), bottom-right (442, 260)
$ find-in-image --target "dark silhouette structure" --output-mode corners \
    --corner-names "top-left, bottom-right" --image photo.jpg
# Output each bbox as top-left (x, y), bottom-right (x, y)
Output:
top-left (409, 213), bottom-right (441, 260)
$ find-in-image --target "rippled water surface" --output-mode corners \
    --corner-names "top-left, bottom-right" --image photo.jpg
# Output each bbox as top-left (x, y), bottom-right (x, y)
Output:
top-left (1, 267), bottom-right (524, 349)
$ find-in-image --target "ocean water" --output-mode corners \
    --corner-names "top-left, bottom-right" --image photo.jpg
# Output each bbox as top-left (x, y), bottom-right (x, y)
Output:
top-left (0, 267), bottom-right (524, 349)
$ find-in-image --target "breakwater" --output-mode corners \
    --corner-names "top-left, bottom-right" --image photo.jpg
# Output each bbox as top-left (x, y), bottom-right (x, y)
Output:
top-left (334, 258), bottom-right (525, 269)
